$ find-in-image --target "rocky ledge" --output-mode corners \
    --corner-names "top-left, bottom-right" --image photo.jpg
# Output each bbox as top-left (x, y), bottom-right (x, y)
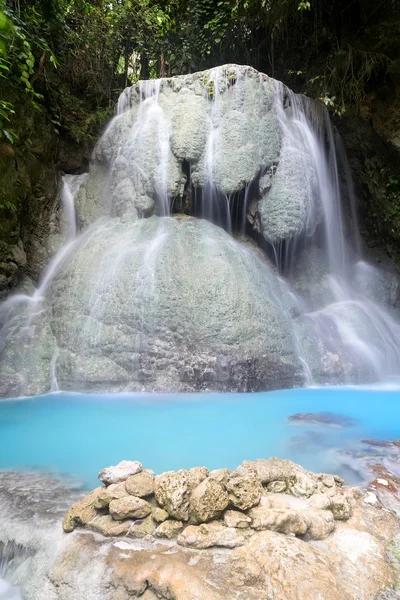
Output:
top-left (64, 457), bottom-right (350, 543)
top-left (54, 457), bottom-right (400, 599)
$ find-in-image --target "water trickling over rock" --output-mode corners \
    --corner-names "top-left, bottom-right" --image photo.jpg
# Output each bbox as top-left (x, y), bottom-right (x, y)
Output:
top-left (1, 64), bottom-right (400, 396)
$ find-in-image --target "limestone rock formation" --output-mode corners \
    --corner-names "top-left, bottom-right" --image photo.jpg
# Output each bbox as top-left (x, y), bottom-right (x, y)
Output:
top-left (99, 460), bottom-right (142, 485)
top-left (155, 470), bottom-right (191, 521)
top-left (63, 486), bottom-right (104, 532)
top-left (225, 467), bottom-right (262, 510)
top-left (189, 478), bottom-right (229, 523)
top-left (125, 471), bottom-right (155, 497)
top-left (155, 519), bottom-right (184, 539)
top-left (223, 509), bottom-right (251, 529)
top-left (109, 496), bottom-right (152, 521)
top-left (2, 216), bottom-right (301, 397)
top-left (178, 521), bottom-right (250, 549)
top-left (3, 461), bottom-right (400, 600)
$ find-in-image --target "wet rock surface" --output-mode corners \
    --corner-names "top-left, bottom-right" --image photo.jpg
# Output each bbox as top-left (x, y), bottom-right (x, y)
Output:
top-left (3, 459), bottom-right (400, 599)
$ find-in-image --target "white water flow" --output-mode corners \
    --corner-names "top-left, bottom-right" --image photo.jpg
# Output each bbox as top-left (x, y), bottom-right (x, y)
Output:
top-left (1, 66), bottom-right (400, 396)
top-left (202, 68), bottom-right (233, 231)
top-left (275, 88), bottom-right (400, 382)
top-left (0, 175), bottom-right (85, 395)
top-left (69, 83), bottom-right (172, 387)
top-left (0, 579), bottom-right (22, 600)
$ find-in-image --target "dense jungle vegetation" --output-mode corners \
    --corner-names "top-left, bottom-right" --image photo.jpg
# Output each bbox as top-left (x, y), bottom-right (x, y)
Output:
top-left (0, 0), bottom-right (398, 145)
top-left (0, 0), bottom-right (399, 276)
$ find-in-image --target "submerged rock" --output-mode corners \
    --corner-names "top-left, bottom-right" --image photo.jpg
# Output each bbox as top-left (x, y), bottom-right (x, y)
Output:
top-left (288, 412), bottom-right (356, 427)
top-left (109, 496), bottom-right (152, 521)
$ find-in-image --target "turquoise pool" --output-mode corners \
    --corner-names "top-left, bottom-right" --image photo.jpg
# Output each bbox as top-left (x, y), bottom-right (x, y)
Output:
top-left (0, 384), bottom-right (399, 488)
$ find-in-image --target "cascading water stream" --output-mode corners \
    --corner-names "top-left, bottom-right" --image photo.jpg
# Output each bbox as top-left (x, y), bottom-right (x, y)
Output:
top-left (0, 65), bottom-right (400, 397)
top-left (275, 90), bottom-right (400, 382)
top-left (0, 174), bottom-right (86, 396)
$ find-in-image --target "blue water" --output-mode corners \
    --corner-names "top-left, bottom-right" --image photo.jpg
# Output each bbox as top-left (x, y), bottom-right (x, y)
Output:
top-left (0, 385), bottom-right (400, 489)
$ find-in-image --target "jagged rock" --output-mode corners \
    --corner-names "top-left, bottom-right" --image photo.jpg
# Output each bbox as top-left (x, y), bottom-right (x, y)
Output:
top-left (266, 480), bottom-right (287, 493)
top-left (189, 478), bottom-right (229, 523)
top-left (248, 506), bottom-right (308, 536)
top-left (155, 470), bottom-right (190, 521)
top-left (209, 468), bottom-right (231, 485)
top-left (6, 462), bottom-right (400, 600)
top-left (63, 487), bottom-right (104, 532)
top-left (321, 474), bottom-right (336, 488)
top-left (329, 493), bottom-right (352, 520)
top-left (87, 514), bottom-right (133, 537)
top-left (178, 521), bottom-right (250, 549)
top-left (125, 471), bottom-right (155, 497)
top-left (242, 457), bottom-right (318, 497)
top-left (226, 467), bottom-right (262, 510)
top-left (308, 493), bottom-right (332, 510)
top-left (155, 519), bottom-right (184, 539)
top-left (99, 461), bottom-right (142, 485)
top-left (303, 509), bottom-right (336, 540)
top-left (109, 496), bottom-right (152, 521)
top-left (224, 510), bottom-right (251, 529)
top-left (152, 507), bottom-right (169, 523)
top-left (94, 482), bottom-right (128, 509)
top-left (187, 466), bottom-right (209, 490)
top-left (127, 515), bottom-right (156, 538)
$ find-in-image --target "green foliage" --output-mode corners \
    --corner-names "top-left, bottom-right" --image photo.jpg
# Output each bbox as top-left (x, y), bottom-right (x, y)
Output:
top-left (0, 0), bottom-right (398, 145)
top-left (297, 1), bottom-right (311, 11)
top-left (0, 199), bottom-right (17, 213)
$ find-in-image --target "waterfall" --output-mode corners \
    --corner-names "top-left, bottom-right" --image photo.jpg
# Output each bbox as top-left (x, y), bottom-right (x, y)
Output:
top-left (0, 64), bottom-right (399, 397)
top-left (0, 579), bottom-right (22, 600)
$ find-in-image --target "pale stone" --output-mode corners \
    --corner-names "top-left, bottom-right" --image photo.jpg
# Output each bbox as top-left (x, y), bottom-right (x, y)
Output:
top-left (226, 468), bottom-right (262, 510)
top-left (224, 510), bottom-right (251, 529)
top-left (308, 493), bottom-right (332, 510)
top-left (109, 496), bottom-right (152, 521)
top-left (187, 466), bottom-right (209, 491)
top-left (266, 480), bottom-right (287, 493)
top-left (208, 468), bottom-right (231, 485)
top-left (248, 506), bottom-right (308, 536)
top-left (155, 519), bottom-right (184, 539)
top-left (303, 509), bottom-right (336, 540)
top-left (127, 515), bottom-right (156, 538)
top-left (189, 479), bottom-right (229, 523)
top-left (152, 507), bottom-right (169, 523)
top-left (178, 521), bottom-right (250, 549)
top-left (94, 482), bottom-right (128, 509)
top-left (321, 473), bottom-right (335, 488)
top-left (87, 514), bottom-right (133, 537)
top-left (155, 470), bottom-right (190, 521)
top-left (99, 460), bottom-right (142, 485)
top-left (63, 487), bottom-right (103, 532)
top-left (329, 493), bottom-right (352, 520)
top-left (242, 457), bottom-right (318, 497)
top-left (125, 471), bottom-right (155, 497)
